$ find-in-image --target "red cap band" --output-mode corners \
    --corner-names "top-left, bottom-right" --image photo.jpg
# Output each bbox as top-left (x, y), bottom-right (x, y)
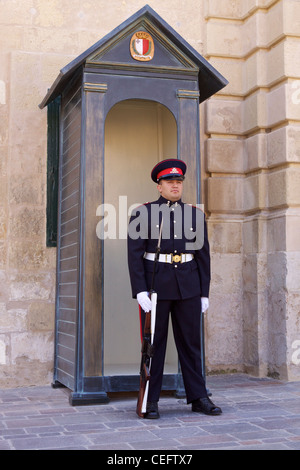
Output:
top-left (156, 167), bottom-right (183, 180)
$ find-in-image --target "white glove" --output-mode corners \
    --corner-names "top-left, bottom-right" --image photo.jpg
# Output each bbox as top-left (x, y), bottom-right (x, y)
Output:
top-left (137, 292), bottom-right (152, 313)
top-left (201, 297), bottom-right (209, 313)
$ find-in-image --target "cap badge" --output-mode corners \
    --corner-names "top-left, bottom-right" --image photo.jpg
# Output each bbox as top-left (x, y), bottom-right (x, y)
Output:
top-left (130, 31), bottom-right (154, 62)
top-left (170, 168), bottom-right (178, 173)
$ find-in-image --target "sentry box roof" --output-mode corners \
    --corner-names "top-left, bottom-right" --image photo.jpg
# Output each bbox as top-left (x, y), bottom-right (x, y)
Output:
top-left (39, 4), bottom-right (228, 109)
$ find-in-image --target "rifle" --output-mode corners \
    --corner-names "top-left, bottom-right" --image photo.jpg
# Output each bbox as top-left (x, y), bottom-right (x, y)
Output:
top-left (136, 220), bottom-right (163, 418)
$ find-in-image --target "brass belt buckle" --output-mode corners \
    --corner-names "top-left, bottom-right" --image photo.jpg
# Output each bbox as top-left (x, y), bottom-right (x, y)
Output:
top-left (172, 254), bottom-right (181, 263)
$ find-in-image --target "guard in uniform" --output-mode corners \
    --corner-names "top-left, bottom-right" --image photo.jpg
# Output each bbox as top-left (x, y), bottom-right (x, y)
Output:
top-left (127, 159), bottom-right (222, 418)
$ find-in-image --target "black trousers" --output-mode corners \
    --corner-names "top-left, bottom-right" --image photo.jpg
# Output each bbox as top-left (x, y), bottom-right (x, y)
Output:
top-left (140, 296), bottom-right (207, 404)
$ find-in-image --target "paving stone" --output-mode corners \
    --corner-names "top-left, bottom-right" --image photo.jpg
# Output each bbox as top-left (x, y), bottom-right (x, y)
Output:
top-left (0, 374), bottom-right (299, 450)
top-left (10, 434), bottom-right (92, 450)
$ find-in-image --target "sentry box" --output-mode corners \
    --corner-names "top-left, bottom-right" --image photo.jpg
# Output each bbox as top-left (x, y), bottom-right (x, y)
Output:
top-left (40, 5), bottom-right (227, 405)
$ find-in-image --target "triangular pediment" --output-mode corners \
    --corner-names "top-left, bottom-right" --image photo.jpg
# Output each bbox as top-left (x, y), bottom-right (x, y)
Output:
top-left (86, 17), bottom-right (198, 72)
top-left (39, 5), bottom-right (228, 108)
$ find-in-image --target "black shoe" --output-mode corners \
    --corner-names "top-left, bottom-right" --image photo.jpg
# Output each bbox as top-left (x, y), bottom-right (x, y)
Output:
top-left (192, 397), bottom-right (222, 416)
top-left (144, 401), bottom-right (160, 419)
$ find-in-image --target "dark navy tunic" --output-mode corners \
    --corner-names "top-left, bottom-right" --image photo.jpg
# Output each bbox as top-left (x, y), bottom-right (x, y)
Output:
top-left (127, 195), bottom-right (210, 300)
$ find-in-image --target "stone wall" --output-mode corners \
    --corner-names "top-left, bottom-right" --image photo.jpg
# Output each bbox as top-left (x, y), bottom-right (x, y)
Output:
top-left (0, 0), bottom-right (299, 388)
top-left (203, 0), bottom-right (300, 380)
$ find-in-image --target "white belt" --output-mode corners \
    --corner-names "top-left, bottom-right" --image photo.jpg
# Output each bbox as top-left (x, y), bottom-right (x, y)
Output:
top-left (144, 252), bottom-right (194, 264)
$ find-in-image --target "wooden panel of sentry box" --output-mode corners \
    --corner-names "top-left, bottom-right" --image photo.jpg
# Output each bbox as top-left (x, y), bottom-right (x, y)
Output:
top-left (55, 78), bottom-right (82, 391)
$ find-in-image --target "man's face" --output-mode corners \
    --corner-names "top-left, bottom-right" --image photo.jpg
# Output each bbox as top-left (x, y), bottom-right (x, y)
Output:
top-left (157, 178), bottom-right (183, 202)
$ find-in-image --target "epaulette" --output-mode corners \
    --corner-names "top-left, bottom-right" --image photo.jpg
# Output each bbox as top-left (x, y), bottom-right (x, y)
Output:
top-left (128, 202), bottom-right (151, 217)
top-left (186, 203), bottom-right (205, 213)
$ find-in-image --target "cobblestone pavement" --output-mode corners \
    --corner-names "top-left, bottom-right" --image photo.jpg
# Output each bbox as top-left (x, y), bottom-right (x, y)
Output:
top-left (0, 374), bottom-right (300, 450)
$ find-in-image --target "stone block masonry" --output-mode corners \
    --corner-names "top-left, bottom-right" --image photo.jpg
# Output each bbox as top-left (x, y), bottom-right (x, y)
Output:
top-left (0, 0), bottom-right (299, 387)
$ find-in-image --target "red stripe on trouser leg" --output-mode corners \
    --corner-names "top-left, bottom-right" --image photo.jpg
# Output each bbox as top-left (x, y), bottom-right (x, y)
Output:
top-left (139, 305), bottom-right (143, 343)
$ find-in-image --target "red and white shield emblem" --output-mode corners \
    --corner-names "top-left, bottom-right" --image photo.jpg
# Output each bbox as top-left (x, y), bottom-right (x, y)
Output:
top-left (130, 31), bottom-right (154, 62)
top-left (134, 38), bottom-right (150, 56)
